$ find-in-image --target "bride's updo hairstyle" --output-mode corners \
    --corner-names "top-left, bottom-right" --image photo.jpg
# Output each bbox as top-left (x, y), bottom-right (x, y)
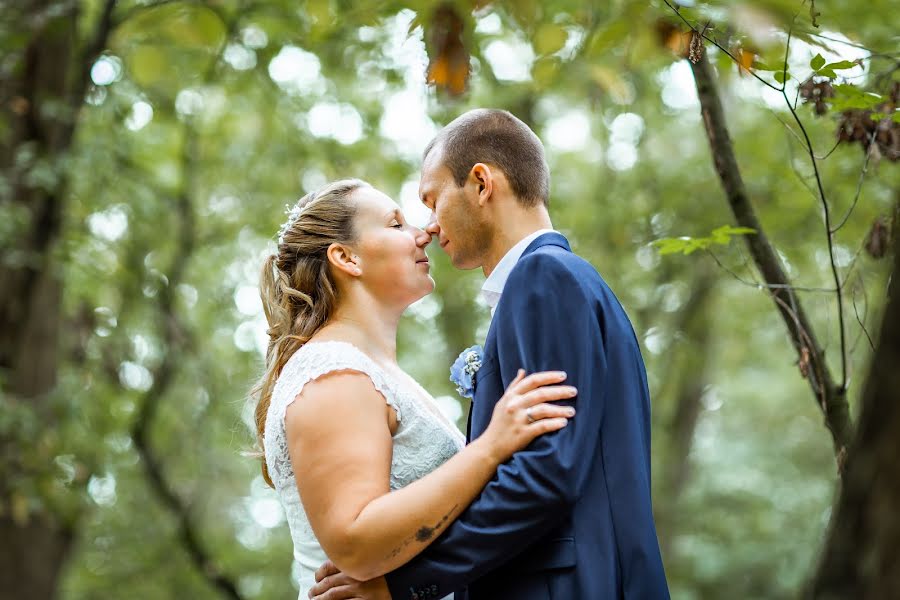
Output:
top-left (252, 178), bottom-right (369, 486)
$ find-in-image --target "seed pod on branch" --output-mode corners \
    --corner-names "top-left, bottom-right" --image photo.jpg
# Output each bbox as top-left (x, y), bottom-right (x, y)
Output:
top-left (799, 79), bottom-right (834, 116)
top-left (835, 82), bottom-right (900, 161)
top-left (688, 30), bottom-right (704, 64)
top-left (865, 216), bottom-right (891, 259)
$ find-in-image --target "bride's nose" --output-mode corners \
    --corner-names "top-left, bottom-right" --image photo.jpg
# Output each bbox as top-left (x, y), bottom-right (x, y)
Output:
top-left (413, 225), bottom-right (431, 247)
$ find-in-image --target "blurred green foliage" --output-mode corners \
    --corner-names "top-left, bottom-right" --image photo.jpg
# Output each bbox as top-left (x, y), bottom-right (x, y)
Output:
top-left (2, 0), bottom-right (898, 598)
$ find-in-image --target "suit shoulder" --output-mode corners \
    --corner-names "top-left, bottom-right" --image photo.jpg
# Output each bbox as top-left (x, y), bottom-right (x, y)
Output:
top-left (512, 245), bottom-right (600, 286)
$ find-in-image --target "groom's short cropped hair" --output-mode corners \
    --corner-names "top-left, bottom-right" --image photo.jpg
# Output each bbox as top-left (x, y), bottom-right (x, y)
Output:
top-left (424, 109), bottom-right (550, 208)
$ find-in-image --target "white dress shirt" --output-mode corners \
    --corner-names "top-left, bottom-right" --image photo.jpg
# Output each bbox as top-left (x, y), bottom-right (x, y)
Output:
top-left (480, 229), bottom-right (556, 317)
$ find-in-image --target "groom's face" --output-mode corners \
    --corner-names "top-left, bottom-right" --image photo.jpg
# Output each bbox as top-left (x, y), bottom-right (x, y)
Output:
top-left (419, 150), bottom-right (490, 270)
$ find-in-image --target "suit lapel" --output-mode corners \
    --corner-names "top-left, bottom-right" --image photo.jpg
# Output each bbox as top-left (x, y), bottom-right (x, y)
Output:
top-left (464, 232), bottom-right (572, 444)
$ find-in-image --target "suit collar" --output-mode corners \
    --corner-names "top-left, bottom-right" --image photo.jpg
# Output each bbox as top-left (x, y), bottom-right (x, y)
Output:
top-left (481, 229), bottom-right (557, 310)
top-left (521, 231), bottom-right (571, 258)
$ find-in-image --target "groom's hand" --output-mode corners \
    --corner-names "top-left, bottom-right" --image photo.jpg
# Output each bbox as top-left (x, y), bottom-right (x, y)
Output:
top-left (309, 560), bottom-right (391, 600)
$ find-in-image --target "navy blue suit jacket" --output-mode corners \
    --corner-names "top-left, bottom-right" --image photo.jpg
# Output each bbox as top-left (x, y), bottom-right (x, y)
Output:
top-left (385, 233), bottom-right (669, 600)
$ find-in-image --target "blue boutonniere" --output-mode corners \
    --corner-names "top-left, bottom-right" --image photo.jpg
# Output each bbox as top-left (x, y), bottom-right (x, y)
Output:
top-left (450, 344), bottom-right (484, 399)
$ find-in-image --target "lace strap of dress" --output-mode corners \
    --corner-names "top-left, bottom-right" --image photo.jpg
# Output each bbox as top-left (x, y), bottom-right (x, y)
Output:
top-left (271, 340), bottom-right (403, 422)
top-left (264, 340), bottom-right (404, 487)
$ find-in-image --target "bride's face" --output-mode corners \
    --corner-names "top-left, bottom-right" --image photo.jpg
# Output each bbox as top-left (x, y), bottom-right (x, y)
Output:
top-left (351, 186), bottom-right (435, 306)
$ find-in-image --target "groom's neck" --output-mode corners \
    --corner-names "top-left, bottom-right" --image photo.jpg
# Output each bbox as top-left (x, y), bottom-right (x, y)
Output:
top-left (482, 206), bottom-right (553, 278)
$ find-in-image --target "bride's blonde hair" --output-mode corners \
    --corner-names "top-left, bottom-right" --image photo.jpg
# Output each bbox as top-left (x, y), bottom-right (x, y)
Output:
top-left (251, 179), bottom-right (368, 487)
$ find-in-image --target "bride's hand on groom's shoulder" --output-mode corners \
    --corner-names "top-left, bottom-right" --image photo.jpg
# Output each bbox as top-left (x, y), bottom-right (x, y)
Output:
top-left (309, 560), bottom-right (391, 600)
top-left (479, 369), bottom-right (577, 464)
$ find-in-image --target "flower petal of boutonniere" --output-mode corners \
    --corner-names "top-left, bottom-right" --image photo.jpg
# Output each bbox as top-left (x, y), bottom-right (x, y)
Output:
top-left (450, 344), bottom-right (484, 399)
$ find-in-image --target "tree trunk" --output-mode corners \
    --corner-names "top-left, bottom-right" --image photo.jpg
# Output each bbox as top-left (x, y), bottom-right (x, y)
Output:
top-left (0, 1), bottom-right (113, 597)
top-left (809, 202), bottom-right (900, 598)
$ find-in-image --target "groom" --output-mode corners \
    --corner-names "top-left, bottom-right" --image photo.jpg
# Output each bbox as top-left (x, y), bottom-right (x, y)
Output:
top-left (311, 109), bottom-right (669, 599)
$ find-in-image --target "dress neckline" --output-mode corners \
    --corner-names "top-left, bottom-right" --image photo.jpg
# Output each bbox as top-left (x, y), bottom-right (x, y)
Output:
top-left (300, 340), bottom-right (464, 441)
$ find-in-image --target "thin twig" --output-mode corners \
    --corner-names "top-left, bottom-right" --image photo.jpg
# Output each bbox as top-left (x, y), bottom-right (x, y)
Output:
top-left (832, 131), bottom-right (878, 234)
top-left (817, 138), bottom-right (843, 161)
top-left (839, 241), bottom-right (867, 291)
top-left (784, 128), bottom-right (821, 201)
top-left (706, 249), bottom-right (837, 292)
top-left (662, 0), bottom-right (782, 91)
top-left (802, 30), bottom-right (900, 59)
top-left (685, 44), bottom-right (853, 460)
top-left (851, 276), bottom-right (876, 352)
top-left (781, 26), bottom-right (848, 392)
top-left (772, 106), bottom-right (845, 161)
top-left (770, 292), bottom-right (825, 401)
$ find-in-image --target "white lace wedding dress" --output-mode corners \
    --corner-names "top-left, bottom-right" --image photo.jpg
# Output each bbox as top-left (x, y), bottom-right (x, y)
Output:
top-left (263, 340), bottom-right (466, 599)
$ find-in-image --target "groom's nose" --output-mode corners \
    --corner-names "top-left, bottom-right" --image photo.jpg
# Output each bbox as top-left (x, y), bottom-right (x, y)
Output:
top-left (425, 213), bottom-right (440, 237)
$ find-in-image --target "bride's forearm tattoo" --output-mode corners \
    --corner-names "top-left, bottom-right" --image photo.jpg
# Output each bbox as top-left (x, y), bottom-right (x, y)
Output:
top-left (386, 505), bottom-right (458, 560)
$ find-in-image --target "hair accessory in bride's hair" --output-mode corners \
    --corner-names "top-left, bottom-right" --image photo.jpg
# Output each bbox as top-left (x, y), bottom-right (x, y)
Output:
top-left (277, 201), bottom-right (305, 246)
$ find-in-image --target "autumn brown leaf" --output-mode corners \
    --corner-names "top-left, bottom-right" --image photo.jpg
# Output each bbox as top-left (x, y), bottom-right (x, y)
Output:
top-left (736, 48), bottom-right (755, 76)
top-left (655, 19), bottom-right (692, 58)
top-left (425, 3), bottom-right (469, 96)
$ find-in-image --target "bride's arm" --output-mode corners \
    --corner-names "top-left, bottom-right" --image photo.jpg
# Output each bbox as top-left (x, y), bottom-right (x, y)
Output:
top-left (285, 369), bottom-right (575, 582)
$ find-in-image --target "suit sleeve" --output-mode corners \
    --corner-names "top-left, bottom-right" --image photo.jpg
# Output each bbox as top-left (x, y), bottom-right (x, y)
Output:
top-left (385, 253), bottom-right (607, 599)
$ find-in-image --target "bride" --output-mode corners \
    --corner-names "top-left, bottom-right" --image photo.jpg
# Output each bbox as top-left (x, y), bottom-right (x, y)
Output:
top-left (252, 179), bottom-right (576, 598)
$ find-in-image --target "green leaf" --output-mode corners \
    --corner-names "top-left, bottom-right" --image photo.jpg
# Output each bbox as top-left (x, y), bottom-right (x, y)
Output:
top-left (818, 68), bottom-right (837, 79)
top-left (831, 84), bottom-right (884, 111)
top-left (810, 53), bottom-right (826, 71)
top-left (651, 238), bottom-right (692, 256)
top-left (870, 112), bottom-right (885, 121)
top-left (710, 225), bottom-right (756, 244)
top-left (893, 113), bottom-right (900, 124)
top-left (714, 225), bottom-right (757, 236)
top-left (752, 61), bottom-right (779, 71)
top-left (534, 23), bottom-right (568, 56)
top-left (653, 227), bottom-right (756, 257)
top-left (532, 56), bottom-right (560, 88)
top-left (824, 60), bottom-right (858, 70)
top-left (774, 70), bottom-right (790, 84)
top-left (587, 20), bottom-right (630, 56)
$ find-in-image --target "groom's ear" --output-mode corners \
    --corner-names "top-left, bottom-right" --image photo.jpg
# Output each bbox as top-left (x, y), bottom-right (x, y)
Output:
top-left (326, 243), bottom-right (361, 278)
top-left (470, 162), bottom-right (493, 206)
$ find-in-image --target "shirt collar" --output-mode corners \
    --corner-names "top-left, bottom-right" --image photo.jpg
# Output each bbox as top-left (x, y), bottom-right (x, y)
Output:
top-left (480, 229), bottom-right (556, 311)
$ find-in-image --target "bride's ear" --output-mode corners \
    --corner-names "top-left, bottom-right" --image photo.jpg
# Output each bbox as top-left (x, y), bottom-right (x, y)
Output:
top-left (326, 243), bottom-right (362, 277)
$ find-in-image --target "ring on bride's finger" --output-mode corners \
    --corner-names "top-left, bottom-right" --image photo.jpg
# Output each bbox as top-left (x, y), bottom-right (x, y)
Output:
top-left (525, 407), bottom-right (535, 424)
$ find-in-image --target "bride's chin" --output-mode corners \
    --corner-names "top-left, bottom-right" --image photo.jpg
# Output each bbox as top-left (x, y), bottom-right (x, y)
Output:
top-left (404, 282), bottom-right (435, 308)
top-left (417, 280), bottom-right (435, 299)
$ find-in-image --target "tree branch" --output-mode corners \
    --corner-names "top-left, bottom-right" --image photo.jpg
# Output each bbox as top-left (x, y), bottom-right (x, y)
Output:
top-left (661, 0), bottom-right (782, 92)
top-left (687, 50), bottom-right (853, 465)
top-left (128, 7), bottom-right (248, 598)
top-left (76, 0), bottom-right (117, 106)
top-left (129, 126), bottom-right (243, 600)
top-left (779, 28), bottom-right (849, 391)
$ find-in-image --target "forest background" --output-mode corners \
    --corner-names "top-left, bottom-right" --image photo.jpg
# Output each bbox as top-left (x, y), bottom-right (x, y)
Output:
top-left (2, 0), bottom-right (899, 598)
